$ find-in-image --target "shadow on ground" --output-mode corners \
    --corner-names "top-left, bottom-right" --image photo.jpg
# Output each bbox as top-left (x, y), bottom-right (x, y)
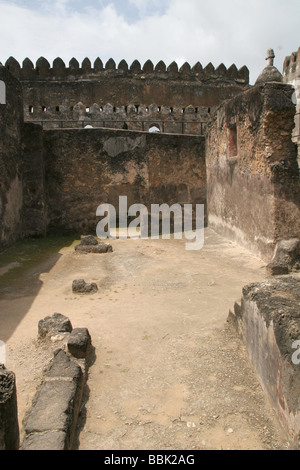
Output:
top-left (0, 236), bottom-right (77, 342)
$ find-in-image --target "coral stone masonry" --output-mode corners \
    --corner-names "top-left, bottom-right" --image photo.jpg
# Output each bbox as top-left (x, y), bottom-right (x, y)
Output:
top-left (1, 48), bottom-right (300, 449)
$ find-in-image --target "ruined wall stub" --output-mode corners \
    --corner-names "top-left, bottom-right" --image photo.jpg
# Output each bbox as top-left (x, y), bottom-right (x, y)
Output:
top-left (229, 277), bottom-right (300, 448)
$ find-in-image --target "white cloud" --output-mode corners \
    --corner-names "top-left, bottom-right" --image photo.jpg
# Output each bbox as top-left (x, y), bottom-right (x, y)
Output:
top-left (0, 0), bottom-right (299, 83)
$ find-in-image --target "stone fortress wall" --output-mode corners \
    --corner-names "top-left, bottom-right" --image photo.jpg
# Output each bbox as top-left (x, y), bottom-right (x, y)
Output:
top-left (1, 49), bottom-right (300, 448)
top-left (0, 66), bottom-right (24, 249)
top-left (4, 56), bottom-right (250, 134)
top-left (1, 51), bottom-right (299, 256)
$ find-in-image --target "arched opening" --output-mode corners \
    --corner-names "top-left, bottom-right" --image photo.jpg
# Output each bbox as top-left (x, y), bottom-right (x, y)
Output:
top-left (0, 81), bottom-right (6, 104)
top-left (149, 124), bottom-right (161, 133)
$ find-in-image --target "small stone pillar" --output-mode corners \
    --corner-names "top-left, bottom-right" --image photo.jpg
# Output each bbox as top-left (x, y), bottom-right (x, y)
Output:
top-left (0, 365), bottom-right (19, 450)
top-left (255, 48), bottom-right (283, 85)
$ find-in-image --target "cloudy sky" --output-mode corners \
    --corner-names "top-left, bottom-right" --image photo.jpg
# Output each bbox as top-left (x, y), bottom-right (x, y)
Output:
top-left (0, 0), bottom-right (299, 84)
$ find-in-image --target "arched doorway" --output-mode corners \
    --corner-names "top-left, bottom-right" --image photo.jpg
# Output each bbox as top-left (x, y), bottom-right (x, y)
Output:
top-left (149, 124), bottom-right (161, 133)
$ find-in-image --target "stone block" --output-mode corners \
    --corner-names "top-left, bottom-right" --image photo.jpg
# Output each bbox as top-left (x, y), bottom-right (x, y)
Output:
top-left (24, 380), bottom-right (79, 435)
top-left (75, 243), bottom-right (113, 254)
top-left (67, 328), bottom-right (91, 359)
top-left (22, 350), bottom-right (84, 450)
top-left (46, 349), bottom-right (83, 379)
top-left (72, 279), bottom-right (98, 294)
top-left (267, 238), bottom-right (300, 275)
top-left (74, 235), bottom-right (113, 253)
top-left (78, 235), bottom-right (98, 246)
top-left (38, 313), bottom-right (73, 339)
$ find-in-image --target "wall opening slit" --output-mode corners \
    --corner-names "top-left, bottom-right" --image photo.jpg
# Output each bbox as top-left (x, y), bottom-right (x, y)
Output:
top-left (228, 123), bottom-right (238, 158)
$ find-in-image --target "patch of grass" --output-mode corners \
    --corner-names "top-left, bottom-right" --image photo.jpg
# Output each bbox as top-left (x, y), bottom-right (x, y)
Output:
top-left (0, 235), bottom-right (78, 285)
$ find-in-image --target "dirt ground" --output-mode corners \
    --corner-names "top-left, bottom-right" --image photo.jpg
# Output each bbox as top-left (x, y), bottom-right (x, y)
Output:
top-left (0, 228), bottom-right (292, 450)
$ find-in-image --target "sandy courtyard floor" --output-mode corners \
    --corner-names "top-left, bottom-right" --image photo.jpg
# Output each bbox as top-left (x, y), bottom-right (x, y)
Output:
top-left (0, 228), bottom-right (291, 450)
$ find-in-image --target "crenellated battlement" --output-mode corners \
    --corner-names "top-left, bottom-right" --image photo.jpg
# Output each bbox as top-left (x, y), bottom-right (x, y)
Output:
top-left (4, 56), bottom-right (249, 83)
top-left (283, 47), bottom-right (300, 151)
top-left (283, 47), bottom-right (300, 82)
top-left (2, 55), bottom-right (250, 131)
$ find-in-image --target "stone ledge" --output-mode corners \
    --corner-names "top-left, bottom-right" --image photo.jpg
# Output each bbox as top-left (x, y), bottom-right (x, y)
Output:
top-left (19, 431), bottom-right (68, 451)
top-left (21, 325), bottom-right (92, 450)
top-left (228, 276), bottom-right (300, 449)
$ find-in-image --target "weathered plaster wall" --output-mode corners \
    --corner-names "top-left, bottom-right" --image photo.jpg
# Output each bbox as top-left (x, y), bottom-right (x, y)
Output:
top-left (206, 82), bottom-right (300, 261)
top-left (229, 277), bottom-right (300, 448)
top-left (43, 128), bottom-right (206, 235)
top-left (0, 66), bottom-right (24, 250)
top-left (21, 123), bottom-right (47, 238)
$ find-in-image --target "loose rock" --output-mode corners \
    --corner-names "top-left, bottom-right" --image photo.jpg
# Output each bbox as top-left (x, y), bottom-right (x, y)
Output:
top-left (267, 238), bottom-right (300, 276)
top-left (78, 235), bottom-right (99, 246)
top-left (74, 236), bottom-right (113, 253)
top-left (75, 243), bottom-right (113, 254)
top-left (72, 279), bottom-right (98, 294)
top-left (38, 313), bottom-right (73, 339)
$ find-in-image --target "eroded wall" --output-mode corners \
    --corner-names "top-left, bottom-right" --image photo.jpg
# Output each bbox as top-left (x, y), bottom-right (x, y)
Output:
top-left (0, 66), bottom-right (24, 250)
top-left (43, 128), bottom-right (206, 235)
top-left (229, 277), bottom-right (300, 448)
top-left (206, 82), bottom-right (300, 261)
